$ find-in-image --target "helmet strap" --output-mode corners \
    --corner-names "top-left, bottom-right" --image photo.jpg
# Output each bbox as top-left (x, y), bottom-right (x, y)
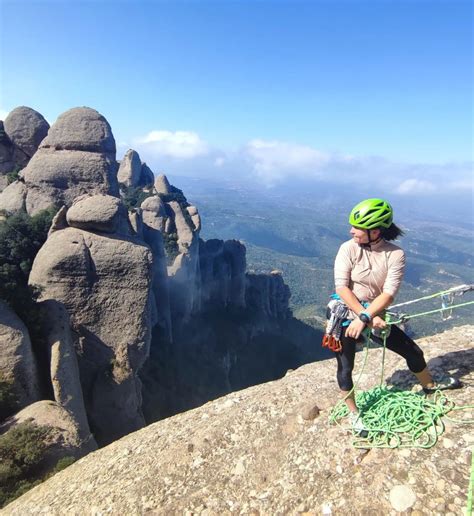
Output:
top-left (366, 229), bottom-right (382, 245)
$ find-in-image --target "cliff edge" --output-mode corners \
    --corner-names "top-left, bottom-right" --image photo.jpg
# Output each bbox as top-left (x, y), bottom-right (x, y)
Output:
top-left (4, 325), bottom-right (473, 515)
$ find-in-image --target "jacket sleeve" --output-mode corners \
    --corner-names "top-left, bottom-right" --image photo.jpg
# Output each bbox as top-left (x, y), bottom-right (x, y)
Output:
top-left (334, 243), bottom-right (352, 289)
top-left (383, 249), bottom-right (406, 297)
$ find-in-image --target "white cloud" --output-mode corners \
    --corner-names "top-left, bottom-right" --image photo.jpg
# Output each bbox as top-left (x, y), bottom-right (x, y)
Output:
top-left (135, 130), bottom-right (208, 159)
top-left (396, 179), bottom-right (437, 195)
top-left (126, 128), bottom-right (472, 203)
top-left (245, 139), bottom-right (330, 182)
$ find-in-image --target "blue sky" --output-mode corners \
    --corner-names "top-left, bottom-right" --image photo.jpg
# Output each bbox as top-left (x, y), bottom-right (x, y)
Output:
top-left (0, 0), bottom-right (472, 196)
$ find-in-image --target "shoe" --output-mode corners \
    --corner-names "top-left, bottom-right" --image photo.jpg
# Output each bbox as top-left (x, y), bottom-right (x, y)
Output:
top-left (423, 376), bottom-right (462, 395)
top-left (349, 412), bottom-right (369, 438)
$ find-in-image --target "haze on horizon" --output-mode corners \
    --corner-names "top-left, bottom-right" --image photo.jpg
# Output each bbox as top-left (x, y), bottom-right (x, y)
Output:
top-left (0, 0), bottom-right (472, 219)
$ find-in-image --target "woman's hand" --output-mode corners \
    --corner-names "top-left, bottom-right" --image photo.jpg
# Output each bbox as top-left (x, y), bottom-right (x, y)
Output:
top-left (371, 316), bottom-right (387, 329)
top-left (346, 319), bottom-right (367, 339)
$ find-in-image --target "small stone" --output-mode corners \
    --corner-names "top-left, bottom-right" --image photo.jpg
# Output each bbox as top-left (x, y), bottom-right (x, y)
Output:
top-left (336, 465), bottom-right (343, 474)
top-left (436, 479), bottom-right (445, 491)
top-left (321, 503), bottom-right (332, 514)
top-left (389, 485), bottom-right (417, 511)
top-left (462, 433), bottom-right (474, 444)
top-left (234, 459), bottom-right (245, 475)
top-left (301, 403), bottom-right (320, 420)
top-left (442, 438), bottom-right (455, 448)
top-left (399, 449), bottom-right (411, 458)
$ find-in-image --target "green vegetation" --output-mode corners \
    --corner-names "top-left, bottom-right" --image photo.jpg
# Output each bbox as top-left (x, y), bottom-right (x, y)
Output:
top-left (0, 422), bottom-right (76, 508)
top-left (189, 181), bottom-right (474, 338)
top-left (157, 185), bottom-right (189, 207)
top-left (6, 167), bottom-right (21, 185)
top-left (119, 184), bottom-right (154, 210)
top-left (0, 207), bottom-right (56, 335)
top-left (0, 375), bottom-right (18, 421)
top-left (163, 232), bottom-right (179, 265)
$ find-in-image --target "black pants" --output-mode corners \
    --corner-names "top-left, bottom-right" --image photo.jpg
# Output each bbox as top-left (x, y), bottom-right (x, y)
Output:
top-left (335, 324), bottom-right (427, 391)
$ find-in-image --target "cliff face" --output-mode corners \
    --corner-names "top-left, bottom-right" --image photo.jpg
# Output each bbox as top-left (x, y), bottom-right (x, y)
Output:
top-left (1, 106), bottom-right (326, 450)
top-left (5, 325), bottom-right (473, 515)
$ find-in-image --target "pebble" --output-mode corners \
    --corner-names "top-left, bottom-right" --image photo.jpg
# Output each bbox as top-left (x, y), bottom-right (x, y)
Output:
top-left (436, 479), bottom-right (446, 491)
top-left (301, 404), bottom-right (320, 420)
top-left (442, 438), bottom-right (455, 449)
top-left (389, 485), bottom-right (417, 511)
top-left (234, 460), bottom-right (245, 475)
top-left (462, 432), bottom-right (474, 444)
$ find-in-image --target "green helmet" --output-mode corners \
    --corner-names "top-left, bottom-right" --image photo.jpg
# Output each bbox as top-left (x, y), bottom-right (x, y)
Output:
top-left (349, 198), bottom-right (393, 229)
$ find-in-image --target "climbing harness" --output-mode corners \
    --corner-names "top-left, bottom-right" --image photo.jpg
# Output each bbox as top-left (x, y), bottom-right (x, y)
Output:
top-left (328, 284), bottom-right (474, 449)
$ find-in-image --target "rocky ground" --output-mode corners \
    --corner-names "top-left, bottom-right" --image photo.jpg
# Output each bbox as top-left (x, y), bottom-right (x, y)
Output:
top-left (3, 325), bottom-right (473, 515)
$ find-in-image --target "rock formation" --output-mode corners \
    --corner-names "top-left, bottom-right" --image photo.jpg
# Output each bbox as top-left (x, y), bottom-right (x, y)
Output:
top-left (199, 239), bottom-right (246, 309)
top-left (154, 173), bottom-right (172, 194)
top-left (0, 107), bottom-right (323, 463)
top-left (140, 197), bottom-right (172, 340)
top-left (38, 300), bottom-right (96, 449)
top-left (0, 107), bottom-right (49, 191)
top-left (1, 400), bottom-right (97, 467)
top-left (5, 325), bottom-right (473, 515)
top-left (29, 194), bottom-right (154, 445)
top-left (0, 300), bottom-right (41, 412)
top-left (245, 271), bottom-right (291, 319)
top-left (0, 107), bottom-right (119, 215)
top-left (166, 200), bottom-right (201, 320)
top-left (117, 149), bottom-right (155, 188)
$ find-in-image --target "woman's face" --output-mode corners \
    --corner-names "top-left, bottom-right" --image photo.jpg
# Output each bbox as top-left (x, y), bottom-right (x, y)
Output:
top-left (350, 226), bottom-right (380, 244)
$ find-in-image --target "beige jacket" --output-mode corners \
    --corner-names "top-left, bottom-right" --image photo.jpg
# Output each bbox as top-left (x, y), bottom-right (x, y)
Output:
top-left (334, 239), bottom-right (405, 310)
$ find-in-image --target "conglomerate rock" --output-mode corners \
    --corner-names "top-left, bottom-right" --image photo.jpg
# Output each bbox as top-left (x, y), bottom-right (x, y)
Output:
top-left (0, 300), bottom-right (41, 411)
top-left (0, 107), bottom-right (119, 215)
top-left (5, 325), bottom-right (473, 515)
top-left (38, 300), bottom-right (96, 450)
top-left (199, 239), bottom-right (246, 309)
top-left (0, 107), bottom-right (49, 192)
top-left (3, 106), bottom-right (50, 163)
top-left (0, 400), bottom-right (97, 468)
top-left (117, 149), bottom-right (155, 188)
top-left (28, 195), bottom-right (154, 445)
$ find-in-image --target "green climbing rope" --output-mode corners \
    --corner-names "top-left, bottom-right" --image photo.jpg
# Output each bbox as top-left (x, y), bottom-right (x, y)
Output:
top-left (328, 300), bottom-right (474, 449)
top-left (388, 300), bottom-right (474, 325)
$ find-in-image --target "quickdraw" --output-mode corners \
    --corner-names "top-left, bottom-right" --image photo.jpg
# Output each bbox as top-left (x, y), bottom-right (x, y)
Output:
top-left (322, 298), bottom-right (349, 352)
top-left (322, 334), bottom-right (343, 352)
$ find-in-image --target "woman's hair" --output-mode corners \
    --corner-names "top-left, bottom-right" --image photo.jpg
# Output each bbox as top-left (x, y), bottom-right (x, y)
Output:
top-left (380, 223), bottom-right (405, 241)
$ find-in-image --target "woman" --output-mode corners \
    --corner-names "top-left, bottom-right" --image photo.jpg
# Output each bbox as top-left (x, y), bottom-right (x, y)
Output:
top-left (333, 198), bottom-right (461, 433)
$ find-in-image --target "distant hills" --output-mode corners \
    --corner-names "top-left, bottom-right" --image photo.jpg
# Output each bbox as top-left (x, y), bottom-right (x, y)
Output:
top-left (176, 175), bottom-right (474, 337)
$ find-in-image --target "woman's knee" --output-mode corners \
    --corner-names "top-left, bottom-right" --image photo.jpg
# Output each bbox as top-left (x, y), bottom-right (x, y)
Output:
top-left (337, 370), bottom-right (354, 391)
top-left (406, 344), bottom-right (427, 373)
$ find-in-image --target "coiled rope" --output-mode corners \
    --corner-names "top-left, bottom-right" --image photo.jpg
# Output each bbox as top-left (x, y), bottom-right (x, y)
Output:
top-left (328, 285), bottom-right (474, 449)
